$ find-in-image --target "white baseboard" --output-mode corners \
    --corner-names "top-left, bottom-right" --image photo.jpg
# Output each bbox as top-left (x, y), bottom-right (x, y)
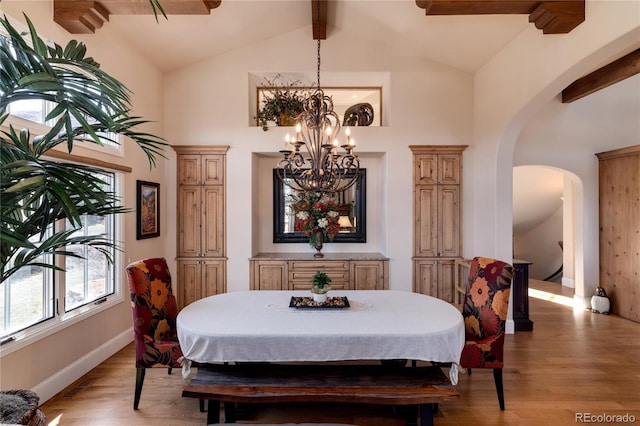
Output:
top-left (506, 319), bottom-right (514, 334)
top-left (562, 277), bottom-right (575, 288)
top-left (33, 328), bottom-right (133, 404)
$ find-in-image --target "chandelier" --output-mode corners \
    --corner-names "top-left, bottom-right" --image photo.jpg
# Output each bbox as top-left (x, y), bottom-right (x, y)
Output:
top-left (275, 25), bottom-right (360, 194)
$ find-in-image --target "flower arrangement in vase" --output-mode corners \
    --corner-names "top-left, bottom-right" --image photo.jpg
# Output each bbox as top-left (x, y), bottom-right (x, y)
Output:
top-left (311, 271), bottom-right (332, 303)
top-left (290, 192), bottom-right (340, 257)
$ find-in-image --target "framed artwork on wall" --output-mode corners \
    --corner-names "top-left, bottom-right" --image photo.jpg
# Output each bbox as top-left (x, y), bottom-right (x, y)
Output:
top-left (136, 180), bottom-right (160, 239)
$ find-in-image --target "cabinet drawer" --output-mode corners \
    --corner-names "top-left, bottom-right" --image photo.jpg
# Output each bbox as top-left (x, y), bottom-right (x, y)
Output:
top-left (289, 260), bottom-right (349, 271)
top-left (290, 281), bottom-right (349, 291)
top-left (289, 270), bottom-right (350, 283)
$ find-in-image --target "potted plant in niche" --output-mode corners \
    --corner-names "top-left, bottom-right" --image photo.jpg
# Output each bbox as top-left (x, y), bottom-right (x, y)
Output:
top-left (256, 74), bottom-right (309, 131)
top-left (311, 271), bottom-right (332, 303)
top-left (0, 15), bottom-right (167, 283)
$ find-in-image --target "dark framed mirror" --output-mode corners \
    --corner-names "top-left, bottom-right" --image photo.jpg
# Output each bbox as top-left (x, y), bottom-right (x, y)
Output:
top-left (273, 169), bottom-right (366, 243)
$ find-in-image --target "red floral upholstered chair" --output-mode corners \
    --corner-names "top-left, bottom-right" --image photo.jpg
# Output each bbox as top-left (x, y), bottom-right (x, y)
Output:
top-left (126, 258), bottom-right (184, 410)
top-left (459, 257), bottom-right (514, 410)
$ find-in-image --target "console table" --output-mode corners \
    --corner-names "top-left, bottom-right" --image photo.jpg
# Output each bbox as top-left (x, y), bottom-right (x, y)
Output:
top-left (512, 259), bottom-right (534, 331)
top-left (249, 253), bottom-right (389, 290)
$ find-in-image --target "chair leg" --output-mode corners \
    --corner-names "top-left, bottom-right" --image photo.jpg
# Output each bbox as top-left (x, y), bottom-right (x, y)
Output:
top-left (168, 367), bottom-right (172, 375)
top-left (134, 367), bottom-right (146, 410)
top-left (493, 368), bottom-right (505, 410)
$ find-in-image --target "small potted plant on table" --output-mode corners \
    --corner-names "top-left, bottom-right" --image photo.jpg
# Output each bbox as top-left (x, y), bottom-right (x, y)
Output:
top-left (311, 271), bottom-right (332, 303)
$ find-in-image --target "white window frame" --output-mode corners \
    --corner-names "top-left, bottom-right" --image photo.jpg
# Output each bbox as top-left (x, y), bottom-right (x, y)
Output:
top-left (1, 18), bottom-right (127, 357)
top-left (0, 137), bottom-right (125, 358)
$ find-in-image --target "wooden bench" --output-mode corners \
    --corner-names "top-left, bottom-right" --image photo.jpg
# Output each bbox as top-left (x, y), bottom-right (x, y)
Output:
top-left (182, 363), bottom-right (459, 426)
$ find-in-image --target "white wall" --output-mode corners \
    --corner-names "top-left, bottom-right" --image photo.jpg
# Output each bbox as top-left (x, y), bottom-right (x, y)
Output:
top-left (1, 0), bottom-right (639, 404)
top-left (163, 25), bottom-right (474, 293)
top-left (473, 0), bottom-right (640, 316)
top-left (514, 206), bottom-right (564, 280)
top-left (0, 1), bottom-right (170, 401)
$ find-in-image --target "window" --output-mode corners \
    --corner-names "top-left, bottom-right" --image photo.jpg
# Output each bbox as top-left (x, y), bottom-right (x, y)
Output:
top-left (1, 18), bottom-right (124, 350)
top-left (0, 170), bottom-right (120, 340)
top-left (0, 243), bottom-right (54, 337)
top-left (63, 172), bottom-right (116, 312)
top-left (6, 98), bottom-right (121, 151)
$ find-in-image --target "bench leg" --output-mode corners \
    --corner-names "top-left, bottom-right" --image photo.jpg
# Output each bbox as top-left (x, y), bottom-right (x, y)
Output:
top-left (419, 403), bottom-right (434, 426)
top-left (223, 401), bottom-right (236, 423)
top-left (206, 400), bottom-right (220, 424)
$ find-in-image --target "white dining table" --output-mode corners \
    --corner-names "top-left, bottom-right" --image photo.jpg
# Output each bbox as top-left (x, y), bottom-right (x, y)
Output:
top-left (177, 290), bottom-right (465, 384)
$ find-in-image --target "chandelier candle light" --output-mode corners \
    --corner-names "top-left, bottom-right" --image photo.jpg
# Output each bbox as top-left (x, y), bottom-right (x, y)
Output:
top-left (275, 21), bottom-right (360, 194)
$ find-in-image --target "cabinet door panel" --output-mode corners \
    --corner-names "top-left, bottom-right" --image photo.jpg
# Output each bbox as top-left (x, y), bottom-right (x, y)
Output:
top-left (203, 260), bottom-right (225, 297)
top-left (253, 262), bottom-right (286, 290)
top-left (414, 155), bottom-right (437, 185)
top-left (438, 259), bottom-right (456, 303)
top-left (178, 186), bottom-right (201, 257)
top-left (202, 187), bottom-right (224, 257)
top-left (438, 155), bottom-right (461, 184)
top-left (439, 186), bottom-right (460, 257)
top-left (178, 155), bottom-right (201, 185)
top-left (415, 186), bottom-right (438, 257)
top-left (202, 154), bottom-right (224, 185)
top-left (178, 260), bottom-right (200, 309)
top-left (414, 260), bottom-right (437, 296)
top-left (352, 261), bottom-right (385, 290)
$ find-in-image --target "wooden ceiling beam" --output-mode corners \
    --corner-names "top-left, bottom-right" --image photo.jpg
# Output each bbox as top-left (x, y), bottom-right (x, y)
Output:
top-left (54, 0), bottom-right (222, 34)
top-left (415, 0), bottom-right (585, 34)
top-left (311, 0), bottom-right (328, 40)
top-left (562, 49), bottom-right (640, 103)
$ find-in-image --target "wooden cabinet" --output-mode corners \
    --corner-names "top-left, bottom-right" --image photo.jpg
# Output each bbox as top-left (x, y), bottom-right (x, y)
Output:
top-left (351, 260), bottom-right (389, 291)
top-left (410, 145), bottom-right (466, 303)
top-left (178, 185), bottom-right (224, 257)
top-left (413, 258), bottom-right (456, 302)
top-left (250, 253), bottom-right (389, 291)
top-left (289, 260), bottom-right (351, 290)
top-left (177, 259), bottom-right (226, 308)
top-left (173, 146), bottom-right (229, 308)
top-left (597, 145), bottom-right (640, 323)
top-left (414, 185), bottom-right (460, 258)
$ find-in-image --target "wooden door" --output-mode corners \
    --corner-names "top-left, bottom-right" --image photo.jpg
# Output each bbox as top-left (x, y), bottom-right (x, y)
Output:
top-left (598, 146), bottom-right (640, 322)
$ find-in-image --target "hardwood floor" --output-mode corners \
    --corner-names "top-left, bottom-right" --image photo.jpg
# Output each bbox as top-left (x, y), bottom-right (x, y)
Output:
top-left (41, 280), bottom-right (640, 425)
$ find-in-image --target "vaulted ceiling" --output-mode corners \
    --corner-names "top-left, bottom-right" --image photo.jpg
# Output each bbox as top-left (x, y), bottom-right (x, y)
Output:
top-left (54, 0), bottom-right (585, 36)
top-left (49, 0), bottom-right (638, 99)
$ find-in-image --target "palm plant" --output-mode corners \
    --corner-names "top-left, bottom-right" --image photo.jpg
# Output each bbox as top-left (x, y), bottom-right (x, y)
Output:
top-left (0, 14), bottom-right (167, 283)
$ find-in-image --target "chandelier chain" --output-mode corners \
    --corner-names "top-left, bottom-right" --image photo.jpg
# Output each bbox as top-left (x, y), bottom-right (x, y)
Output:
top-left (274, 0), bottom-right (360, 194)
top-left (317, 39), bottom-right (321, 89)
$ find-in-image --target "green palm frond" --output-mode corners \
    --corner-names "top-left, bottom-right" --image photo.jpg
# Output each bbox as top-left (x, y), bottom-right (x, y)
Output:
top-left (0, 14), bottom-right (168, 282)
